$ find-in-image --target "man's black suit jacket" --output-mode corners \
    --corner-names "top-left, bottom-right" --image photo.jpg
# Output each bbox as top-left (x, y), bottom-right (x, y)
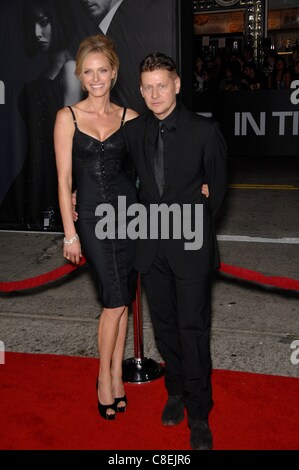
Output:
top-left (124, 105), bottom-right (228, 278)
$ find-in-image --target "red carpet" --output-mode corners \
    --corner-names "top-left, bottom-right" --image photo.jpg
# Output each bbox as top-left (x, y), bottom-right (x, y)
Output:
top-left (0, 352), bottom-right (298, 450)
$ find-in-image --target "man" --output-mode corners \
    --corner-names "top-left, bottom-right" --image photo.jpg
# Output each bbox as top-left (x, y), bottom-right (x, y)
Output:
top-left (241, 62), bottom-right (267, 91)
top-left (81, 0), bottom-right (124, 33)
top-left (124, 53), bottom-right (227, 450)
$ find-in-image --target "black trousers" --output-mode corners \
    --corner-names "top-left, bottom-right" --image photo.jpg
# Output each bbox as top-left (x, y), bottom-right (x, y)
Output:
top-left (142, 242), bottom-right (213, 420)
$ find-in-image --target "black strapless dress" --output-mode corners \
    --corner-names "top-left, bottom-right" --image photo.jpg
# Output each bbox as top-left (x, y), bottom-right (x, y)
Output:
top-left (69, 106), bottom-right (137, 308)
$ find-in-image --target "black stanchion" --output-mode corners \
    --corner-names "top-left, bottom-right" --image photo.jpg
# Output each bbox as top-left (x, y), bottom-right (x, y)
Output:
top-left (122, 275), bottom-right (164, 383)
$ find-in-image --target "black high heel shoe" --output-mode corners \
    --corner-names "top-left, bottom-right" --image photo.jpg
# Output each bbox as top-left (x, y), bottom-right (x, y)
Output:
top-left (115, 395), bottom-right (127, 413)
top-left (96, 380), bottom-right (117, 420)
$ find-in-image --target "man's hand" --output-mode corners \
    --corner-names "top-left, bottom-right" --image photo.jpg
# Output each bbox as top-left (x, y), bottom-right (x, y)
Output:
top-left (72, 191), bottom-right (78, 221)
top-left (201, 184), bottom-right (209, 198)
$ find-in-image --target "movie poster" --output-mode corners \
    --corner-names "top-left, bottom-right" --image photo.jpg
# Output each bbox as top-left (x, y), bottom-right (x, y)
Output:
top-left (0, 0), bottom-right (178, 231)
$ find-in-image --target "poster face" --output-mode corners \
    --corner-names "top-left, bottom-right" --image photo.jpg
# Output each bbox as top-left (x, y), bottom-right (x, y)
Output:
top-left (0, 0), bottom-right (178, 231)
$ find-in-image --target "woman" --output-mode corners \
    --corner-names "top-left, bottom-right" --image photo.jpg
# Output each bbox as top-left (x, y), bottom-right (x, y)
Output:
top-left (269, 57), bottom-right (291, 90)
top-left (292, 59), bottom-right (299, 81)
top-left (54, 35), bottom-right (138, 420)
top-left (22, 0), bottom-right (81, 106)
top-left (193, 55), bottom-right (209, 93)
top-left (219, 64), bottom-right (240, 92)
top-left (20, 0), bottom-right (82, 230)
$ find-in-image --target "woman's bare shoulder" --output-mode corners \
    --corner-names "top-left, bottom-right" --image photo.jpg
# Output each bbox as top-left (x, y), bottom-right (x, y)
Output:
top-left (55, 105), bottom-right (77, 127)
top-left (56, 106), bottom-right (71, 120)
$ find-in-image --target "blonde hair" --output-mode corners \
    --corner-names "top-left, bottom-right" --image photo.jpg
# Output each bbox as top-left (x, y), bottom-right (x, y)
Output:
top-left (75, 35), bottom-right (120, 90)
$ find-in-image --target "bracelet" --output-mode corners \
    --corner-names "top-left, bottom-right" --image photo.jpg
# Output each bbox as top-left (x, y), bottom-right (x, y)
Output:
top-left (63, 233), bottom-right (79, 245)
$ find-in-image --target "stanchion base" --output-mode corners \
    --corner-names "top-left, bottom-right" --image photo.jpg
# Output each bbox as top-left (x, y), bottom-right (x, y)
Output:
top-left (122, 357), bottom-right (164, 383)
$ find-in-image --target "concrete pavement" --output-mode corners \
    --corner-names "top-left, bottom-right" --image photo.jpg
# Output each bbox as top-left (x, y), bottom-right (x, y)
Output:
top-left (0, 156), bottom-right (298, 378)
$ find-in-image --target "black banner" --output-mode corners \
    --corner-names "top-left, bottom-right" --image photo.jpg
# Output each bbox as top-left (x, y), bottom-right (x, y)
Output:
top-left (0, 0), bottom-right (178, 231)
top-left (195, 88), bottom-right (299, 157)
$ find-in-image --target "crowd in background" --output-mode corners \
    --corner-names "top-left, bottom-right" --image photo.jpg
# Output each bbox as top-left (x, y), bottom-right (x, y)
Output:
top-left (193, 44), bottom-right (299, 93)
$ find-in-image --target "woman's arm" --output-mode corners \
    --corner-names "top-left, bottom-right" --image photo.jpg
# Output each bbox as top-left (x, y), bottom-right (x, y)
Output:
top-left (54, 107), bottom-right (81, 264)
top-left (60, 59), bottom-right (82, 107)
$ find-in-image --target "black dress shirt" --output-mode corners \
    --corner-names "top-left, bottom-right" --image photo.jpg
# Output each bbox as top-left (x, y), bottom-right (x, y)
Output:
top-left (149, 104), bottom-right (181, 193)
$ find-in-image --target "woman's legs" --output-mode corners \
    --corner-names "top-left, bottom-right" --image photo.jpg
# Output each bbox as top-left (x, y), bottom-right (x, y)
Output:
top-left (111, 307), bottom-right (128, 407)
top-left (97, 306), bottom-right (127, 416)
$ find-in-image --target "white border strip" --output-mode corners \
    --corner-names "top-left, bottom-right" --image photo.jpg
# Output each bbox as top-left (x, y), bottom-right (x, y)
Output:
top-left (217, 235), bottom-right (299, 244)
top-left (1, 231), bottom-right (299, 244)
top-left (0, 230), bottom-right (62, 235)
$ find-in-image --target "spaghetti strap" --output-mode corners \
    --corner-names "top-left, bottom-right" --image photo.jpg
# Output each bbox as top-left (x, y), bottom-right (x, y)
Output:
top-left (68, 106), bottom-right (77, 128)
top-left (120, 107), bottom-right (127, 127)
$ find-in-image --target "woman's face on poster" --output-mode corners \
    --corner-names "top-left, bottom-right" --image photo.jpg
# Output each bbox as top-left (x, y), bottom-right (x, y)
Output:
top-left (33, 8), bottom-right (52, 52)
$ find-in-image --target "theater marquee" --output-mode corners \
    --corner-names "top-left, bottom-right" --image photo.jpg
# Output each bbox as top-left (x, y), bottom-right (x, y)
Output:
top-left (215, 0), bottom-right (239, 7)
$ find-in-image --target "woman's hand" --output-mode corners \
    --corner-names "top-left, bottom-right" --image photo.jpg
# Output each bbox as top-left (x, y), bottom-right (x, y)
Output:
top-left (201, 183), bottom-right (209, 198)
top-left (64, 238), bottom-right (82, 265)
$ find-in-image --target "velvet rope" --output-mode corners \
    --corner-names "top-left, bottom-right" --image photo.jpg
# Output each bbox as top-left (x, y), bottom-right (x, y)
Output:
top-left (0, 259), bottom-right (298, 293)
top-left (0, 257), bottom-right (87, 292)
top-left (220, 263), bottom-right (299, 291)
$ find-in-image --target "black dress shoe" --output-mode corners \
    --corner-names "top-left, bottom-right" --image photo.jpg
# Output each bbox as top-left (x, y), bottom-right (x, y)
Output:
top-left (161, 395), bottom-right (184, 425)
top-left (189, 419), bottom-right (213, 450)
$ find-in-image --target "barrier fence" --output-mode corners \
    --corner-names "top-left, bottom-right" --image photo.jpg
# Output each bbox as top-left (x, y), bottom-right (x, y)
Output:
top-left (0, 257), bottom-right (298, 293)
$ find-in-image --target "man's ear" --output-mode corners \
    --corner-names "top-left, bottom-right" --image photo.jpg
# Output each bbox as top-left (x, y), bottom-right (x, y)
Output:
top-left (140, 85), bottom-right (144, 98)
top-left (175, 76), bottom-right (181, 95)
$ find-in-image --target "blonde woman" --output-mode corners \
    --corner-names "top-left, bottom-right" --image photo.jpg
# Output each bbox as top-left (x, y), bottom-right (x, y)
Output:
top-left (54, 35), bottom-right (138, 420)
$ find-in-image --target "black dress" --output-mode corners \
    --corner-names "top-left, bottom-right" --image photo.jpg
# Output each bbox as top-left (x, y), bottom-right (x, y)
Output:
top-left (69, 106), bottom-right (137, 308)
